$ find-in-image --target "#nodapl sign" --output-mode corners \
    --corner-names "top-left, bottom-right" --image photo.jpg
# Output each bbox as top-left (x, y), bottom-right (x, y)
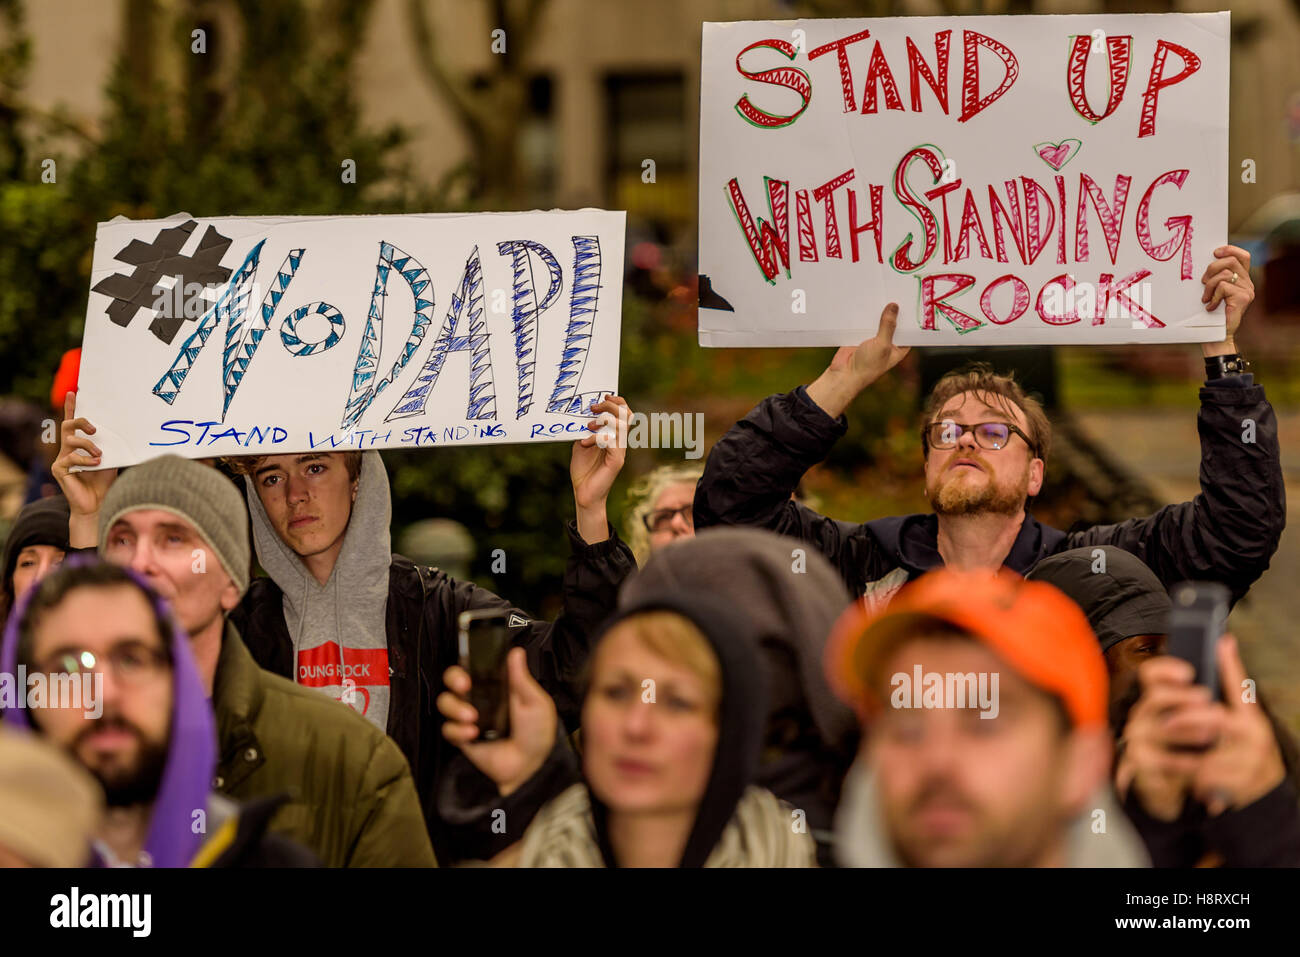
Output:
top-left (76, 210), bottom-right (625, 468)
top-left (698, 13), bottom-right (1230, 346)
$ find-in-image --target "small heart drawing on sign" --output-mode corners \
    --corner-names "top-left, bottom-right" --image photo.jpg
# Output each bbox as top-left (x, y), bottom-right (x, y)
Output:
top-left (1033, 139), bottom-right (1082, 171)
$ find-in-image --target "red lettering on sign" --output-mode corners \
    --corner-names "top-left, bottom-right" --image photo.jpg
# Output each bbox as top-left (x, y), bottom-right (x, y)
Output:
top-left (1075, 173), bottom-right (1132, 265)
top-left (1135, 169), bottom-right (1194, 279)
top-left (726, 176), bottom-right (791, 281)
top-left (1067, 34), bottom-right (1132, 123)
top-left (814, 169), bottom-right (856, 260)
top-left (920, 273), bottom-right (981, 331)
top-left (906, 31), bottom-right (951, 113)
top-left (861, 41), bottom-right (905, 114)
top-left (980, 275), bottom-right (1031, 325)
top-left (808, 29), bottom-right (871, 113)
top-left (734, 38), bottom-right (813, 129)
top-left (1139, 40), bottom-right (1201, 139)
top-left (959, 31), bottom-right (1019, 122)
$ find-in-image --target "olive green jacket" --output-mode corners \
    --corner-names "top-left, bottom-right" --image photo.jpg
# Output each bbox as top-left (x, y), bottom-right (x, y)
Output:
top-left (213, 623), bottom-right (435, 867)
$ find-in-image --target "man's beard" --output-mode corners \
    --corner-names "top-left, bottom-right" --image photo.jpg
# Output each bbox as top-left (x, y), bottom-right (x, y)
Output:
top-left (928, 461), bottom-right (1030, 516)
top-left (73, 716), bottom-right (170, 808)
top-left (891, 774), bottom-right (1057, 868)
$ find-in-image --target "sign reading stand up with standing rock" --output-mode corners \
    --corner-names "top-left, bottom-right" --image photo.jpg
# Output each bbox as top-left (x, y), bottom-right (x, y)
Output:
top-left (698, 13), bottom-right (1230, 347)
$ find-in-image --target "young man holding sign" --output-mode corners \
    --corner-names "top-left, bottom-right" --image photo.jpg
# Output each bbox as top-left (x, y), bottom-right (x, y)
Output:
top-left (695, 247), bottom-right (1284, 611)
top-left (225, 396), bottom-right (636, 862)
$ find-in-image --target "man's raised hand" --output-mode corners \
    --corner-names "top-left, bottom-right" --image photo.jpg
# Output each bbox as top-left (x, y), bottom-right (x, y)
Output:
top-left (1200, 245), bottom-right (1254, 357)
top-left (437, 648), bottom-right (558, 798)
top-left (806, 303), bottom-right (910, 419)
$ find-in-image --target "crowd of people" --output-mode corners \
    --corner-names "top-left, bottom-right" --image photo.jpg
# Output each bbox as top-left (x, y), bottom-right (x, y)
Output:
top-left (0, 243), bottom-right (1296, 868)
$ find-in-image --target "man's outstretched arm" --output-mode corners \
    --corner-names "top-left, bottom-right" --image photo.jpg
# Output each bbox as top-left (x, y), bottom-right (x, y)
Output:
top-left (1067, 247), bottom-right (1285, 603)
top-left (694, 304), bottom-right (909, 588)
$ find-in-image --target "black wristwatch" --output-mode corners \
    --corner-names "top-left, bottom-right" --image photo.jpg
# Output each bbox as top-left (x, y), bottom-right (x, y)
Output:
top-left (1205, 353), bottom-right (1250, 380)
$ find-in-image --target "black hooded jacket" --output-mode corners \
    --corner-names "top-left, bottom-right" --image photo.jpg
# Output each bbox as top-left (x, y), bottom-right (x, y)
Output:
top-left (1026, 545), bottom-right (1171, 651)
top-left (440, 587), bottom-right (785, 867)
top-left (695, 378), bottom-right (1284, 608)
top-left (587, 591), bottom-right (770, 867)
top-left (439, 530), bottom-right (835, 867)
top-left (232, 521), bottom-right (635, 864)
top-left (618, 527), bottom-right (857, 864)
top-left (1, 495), bottom-right (69, 618)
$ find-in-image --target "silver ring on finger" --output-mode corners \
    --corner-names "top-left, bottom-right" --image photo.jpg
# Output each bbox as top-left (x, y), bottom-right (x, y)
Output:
top-left (1230, 271), bottom-right (1238, 284)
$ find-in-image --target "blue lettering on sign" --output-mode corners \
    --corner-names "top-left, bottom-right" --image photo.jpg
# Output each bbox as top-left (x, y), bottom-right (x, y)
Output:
top-left (150, 420), bottom-right (288, 447)
top-left (153, 420), bottom-right (195, 446)
top-left (151, 235), bottom-right (609, 437)
top-left (528, 420), bottom-right (587, 439)
top-left (401, 427), bottom-right (437, 445)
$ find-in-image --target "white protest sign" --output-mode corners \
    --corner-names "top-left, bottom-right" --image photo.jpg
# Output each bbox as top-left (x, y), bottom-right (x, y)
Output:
top-left (77, 210), bottom-right (625, 467)
top-left (699, 13), bottom-right (1229, 346)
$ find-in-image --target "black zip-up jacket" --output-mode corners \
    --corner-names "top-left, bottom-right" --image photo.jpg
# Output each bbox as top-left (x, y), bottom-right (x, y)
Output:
top-left (1121, 780), bottom-right (1300, 867)
top-left (695, 377), bottom-right (1284, 606)
top-left (230, 520), bottom-right (635, 863)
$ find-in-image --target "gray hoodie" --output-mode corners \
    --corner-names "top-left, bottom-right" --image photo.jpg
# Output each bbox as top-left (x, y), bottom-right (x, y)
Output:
top-left (245, 451), bottom-right (393, 732)
top-left (834, 757), bottom-right (1150, 867)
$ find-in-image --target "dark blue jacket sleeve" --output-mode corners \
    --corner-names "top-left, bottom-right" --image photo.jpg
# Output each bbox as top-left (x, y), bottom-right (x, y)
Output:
top-left (1065, 378), bottom-right (1285, 604)
top-left (693, 387), bottom-right (887, 595)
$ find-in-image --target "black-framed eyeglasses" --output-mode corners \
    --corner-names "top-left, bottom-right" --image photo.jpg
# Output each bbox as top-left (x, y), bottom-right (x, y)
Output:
top-left (922, 420), bottom-right (1038, 456)
top-left (643, 505), bottom-right (694, 533)
top-left (37, 641), bottom-right (171, 685)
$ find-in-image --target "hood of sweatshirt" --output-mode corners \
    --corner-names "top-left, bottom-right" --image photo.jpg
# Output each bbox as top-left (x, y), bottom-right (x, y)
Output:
top-left (244, 450), bottom-right (392, 731)
top-left (621, 527), bottom-right (857, 758)
top-left (620, 527), bottom-right (857, 841)
top-left (0, 557), bottom-right (217, 868)
top-left (3, 494), bottom-right (70, 611)
top-left (1026, 546), bottom-right (1171, 652)
top-left (833, 755), bottom-right (1149, 867)
top-left (588, 588), bottom-right (769, 868)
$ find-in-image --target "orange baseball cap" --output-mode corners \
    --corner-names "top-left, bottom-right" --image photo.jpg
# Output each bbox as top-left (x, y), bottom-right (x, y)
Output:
top-left (825, 567), bottom-right (1108, 728)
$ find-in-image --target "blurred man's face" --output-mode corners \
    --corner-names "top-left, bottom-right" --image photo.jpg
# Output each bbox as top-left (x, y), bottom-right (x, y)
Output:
top-left (647, 482), bottom-right (697, 551)
top-left (251, 453), bottom-right (357, 561)
top-left (11, 545), bottom-right (66, 601)
top-left (868, 638), bottom-right (1084, 867)
top-left (923, 392), bottom-right (1042, 517)
top-left (103, 510), bottom-right (240, 637)
top-left (29, 584), bottom-right (172, 807)
top-left (1104, 633), bottom-right (1167, 707)
top-left (582, 623), bottom-right (719, 817)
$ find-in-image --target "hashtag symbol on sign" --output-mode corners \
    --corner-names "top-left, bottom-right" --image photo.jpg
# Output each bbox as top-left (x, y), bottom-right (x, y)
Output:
top-left (91, 219), bottom-right (234, 345)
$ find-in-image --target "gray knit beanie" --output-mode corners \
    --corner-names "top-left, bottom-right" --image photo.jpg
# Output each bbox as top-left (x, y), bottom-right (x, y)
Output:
top-left (97, 455), bottom-right (250, 594)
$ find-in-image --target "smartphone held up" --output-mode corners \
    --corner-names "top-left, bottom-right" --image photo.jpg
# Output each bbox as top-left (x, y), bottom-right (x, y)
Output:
top-left (1166, 581), bottom-right (1230, 700)
top-left (458, 609), bottom-right (513, 740)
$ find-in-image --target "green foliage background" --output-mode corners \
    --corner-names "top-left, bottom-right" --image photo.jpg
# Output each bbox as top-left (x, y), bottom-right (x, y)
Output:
top-left (0, 0), bottom-right (915, 613)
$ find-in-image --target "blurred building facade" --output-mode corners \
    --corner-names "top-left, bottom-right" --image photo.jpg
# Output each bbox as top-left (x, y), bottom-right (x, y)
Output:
top-left (16, 0), bottom-right (1300, 256)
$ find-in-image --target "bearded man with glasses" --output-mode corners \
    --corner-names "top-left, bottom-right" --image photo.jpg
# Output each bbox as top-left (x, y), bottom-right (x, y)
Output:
top-left (695, 244), bottom-right (1284, 614)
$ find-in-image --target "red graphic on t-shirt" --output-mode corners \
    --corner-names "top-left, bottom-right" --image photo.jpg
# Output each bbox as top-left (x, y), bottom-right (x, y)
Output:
top-left (296, 644), bottom-right (389, 717)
